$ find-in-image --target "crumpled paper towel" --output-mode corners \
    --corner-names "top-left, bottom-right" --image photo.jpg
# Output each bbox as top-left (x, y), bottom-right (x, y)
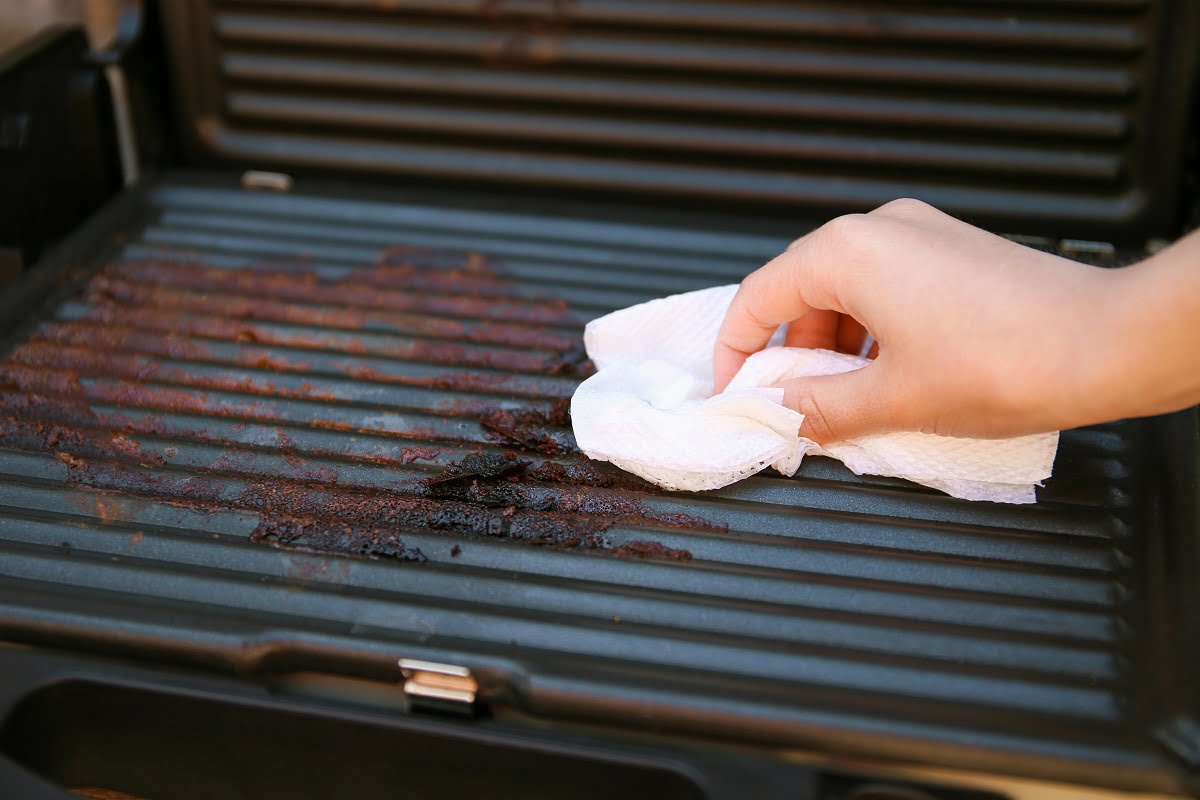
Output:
top-left (570, 285), bottom-right (1058, 503)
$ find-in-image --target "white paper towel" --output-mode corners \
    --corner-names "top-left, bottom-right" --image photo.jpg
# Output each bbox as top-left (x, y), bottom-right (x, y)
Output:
top-left (570, 285), bottom-right (1058, 503)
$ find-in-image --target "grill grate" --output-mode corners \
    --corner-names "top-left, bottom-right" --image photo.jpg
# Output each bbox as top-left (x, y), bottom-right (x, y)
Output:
top-left (0, 175), bottom-right (1182, 790)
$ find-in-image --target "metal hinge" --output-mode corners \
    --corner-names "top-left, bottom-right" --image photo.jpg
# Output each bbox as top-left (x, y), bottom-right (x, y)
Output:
top-left (398, 658), bottom-right (479, 717)
top-left (1057, 238), bottom-right (1117, 265)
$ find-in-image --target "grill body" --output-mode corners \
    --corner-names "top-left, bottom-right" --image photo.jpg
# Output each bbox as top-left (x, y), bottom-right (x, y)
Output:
top-left (1, 0), bottom-right (1199, 796)
top-left (0, 173), bottom-right (1196, 795)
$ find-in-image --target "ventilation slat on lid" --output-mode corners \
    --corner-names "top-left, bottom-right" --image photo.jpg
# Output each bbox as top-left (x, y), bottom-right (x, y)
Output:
top-left (161, 0), bottom-right (1197, 240)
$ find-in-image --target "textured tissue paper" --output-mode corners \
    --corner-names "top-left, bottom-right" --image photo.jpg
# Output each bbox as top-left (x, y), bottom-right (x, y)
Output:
top-left (570, 285), bottom-right (1058, 504)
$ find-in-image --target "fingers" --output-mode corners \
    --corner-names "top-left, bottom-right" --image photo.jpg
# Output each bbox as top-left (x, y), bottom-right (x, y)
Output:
top-left (714, 333), bottom-right (773, 395)
top-left (783, 312), bottom-right (872, 357)
top-left (784, 309), bottom-right (840, 350)
top-left (713, 271), bottom-right (806, 391)
top-left (776, 363), bottom-right (897, 443)
top-left (714, 220), bottom-right (862, 391)
top-left (835, 316), bottom-right (870, 356)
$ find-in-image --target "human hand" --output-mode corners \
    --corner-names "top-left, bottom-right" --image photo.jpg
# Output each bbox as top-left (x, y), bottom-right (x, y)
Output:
top-left (713, 199), bottom-right (1130, 444)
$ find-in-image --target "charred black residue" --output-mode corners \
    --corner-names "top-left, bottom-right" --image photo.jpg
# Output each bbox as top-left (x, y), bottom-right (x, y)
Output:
top-left (418, 450), bottom-right (711, 558)
top-left (251, 515), bottom-right (427, 563)
top-left (426, 451), bottom-right (530, 489)
top-left (542, 341), bottom-right (595, 377)
top-left (527, 459), bottom-right (652, 491)
top-left (478, 398), bottom-right (572, 453)
top-left (236, 475), bottom-right (613, 550)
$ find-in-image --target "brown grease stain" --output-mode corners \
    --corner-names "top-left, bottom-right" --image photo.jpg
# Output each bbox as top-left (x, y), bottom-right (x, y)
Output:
top-left (0, 243), bottom-right (711, 565)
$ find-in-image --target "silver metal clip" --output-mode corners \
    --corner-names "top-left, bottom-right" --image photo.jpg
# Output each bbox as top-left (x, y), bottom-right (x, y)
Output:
top-left (241, 170), bottom-right (294, 192)
top-left (398, 658), bottom-right (478, 716)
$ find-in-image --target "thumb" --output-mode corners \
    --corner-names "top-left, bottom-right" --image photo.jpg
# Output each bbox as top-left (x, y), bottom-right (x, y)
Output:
top-left (775, 365), bottom-right (895, 444)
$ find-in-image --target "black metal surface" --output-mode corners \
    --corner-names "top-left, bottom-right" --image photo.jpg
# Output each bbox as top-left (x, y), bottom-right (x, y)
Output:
top-left (0, 25), bottom-right (121, 270)
top-left (157, 0), bottom-right (1200, 242)
top-left (0, 172), bottom-right (1196, 794)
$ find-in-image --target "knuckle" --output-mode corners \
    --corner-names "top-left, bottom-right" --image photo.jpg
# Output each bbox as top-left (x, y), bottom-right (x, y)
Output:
top-left (793, 385), bottom-right (839, 443)
top-left (875, 197), bottom-right (932, 217)
top-left (818, 213), bottom-right (873, 251)
top-left (736, 270), bottom-right (768, 309)
top-left (727, 272), bottom-right (774, 335)
top-left (811, 214), bottom-right (879, 297)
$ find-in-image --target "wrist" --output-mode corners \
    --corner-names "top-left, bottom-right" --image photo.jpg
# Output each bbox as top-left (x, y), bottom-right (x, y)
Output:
top-left (1084, 250), bottom-right (1200, 424)
top-left (1047, 265), bottom-right (1131, 429)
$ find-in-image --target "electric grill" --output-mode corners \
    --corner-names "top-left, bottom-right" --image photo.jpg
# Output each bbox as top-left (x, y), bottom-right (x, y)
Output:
top-left (0, 1), bottom-right (1197, 798)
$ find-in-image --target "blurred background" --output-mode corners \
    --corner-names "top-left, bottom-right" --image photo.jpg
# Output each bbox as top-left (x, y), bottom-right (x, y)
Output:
top-left (0, 0), bottom-right (117, 51)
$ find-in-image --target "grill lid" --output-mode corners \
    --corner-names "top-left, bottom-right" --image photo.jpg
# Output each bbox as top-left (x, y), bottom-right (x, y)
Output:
top-left (158, 0), bottom-right (1199, 242)
top-left (0, 173), bottom-right (1196, 794)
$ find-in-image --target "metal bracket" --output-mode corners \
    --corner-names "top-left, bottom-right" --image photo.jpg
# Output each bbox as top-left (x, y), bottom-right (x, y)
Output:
top-left (398, 658), bottom-right (479, 717)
